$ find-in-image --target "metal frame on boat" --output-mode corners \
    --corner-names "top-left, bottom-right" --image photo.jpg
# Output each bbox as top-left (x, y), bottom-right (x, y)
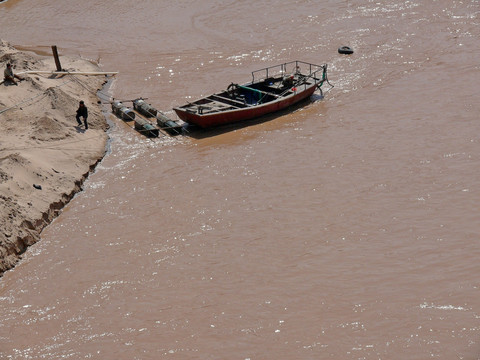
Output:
top-left (173, 60), bottom-right (332, 128)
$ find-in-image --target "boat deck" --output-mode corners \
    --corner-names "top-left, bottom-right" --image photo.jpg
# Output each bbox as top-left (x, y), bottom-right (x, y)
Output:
top-left (179, 74), bottom-right (315, 115)
top-left (173, 60), bottom-right (332, 128)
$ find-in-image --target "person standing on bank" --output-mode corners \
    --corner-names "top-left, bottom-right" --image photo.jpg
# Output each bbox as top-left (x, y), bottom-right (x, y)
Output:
top-left (76, 100), bottom-right (88, 129)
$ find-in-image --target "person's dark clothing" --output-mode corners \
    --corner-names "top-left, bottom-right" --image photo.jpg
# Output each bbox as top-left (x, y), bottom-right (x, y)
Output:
top-left (76, 104), bottom-right (88, 129)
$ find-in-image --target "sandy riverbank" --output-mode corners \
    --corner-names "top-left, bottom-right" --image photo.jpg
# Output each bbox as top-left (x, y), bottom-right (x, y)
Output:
top-left (0, 40), bottom-right (111, 275)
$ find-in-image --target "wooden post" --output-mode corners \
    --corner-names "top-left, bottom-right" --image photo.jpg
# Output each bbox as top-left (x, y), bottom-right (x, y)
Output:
top-left (51, 45), bottom-right (62, 71)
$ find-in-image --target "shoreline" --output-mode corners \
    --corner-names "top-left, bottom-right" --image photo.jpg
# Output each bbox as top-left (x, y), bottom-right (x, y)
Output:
top-left (0, 40), bottom-right (112, 276)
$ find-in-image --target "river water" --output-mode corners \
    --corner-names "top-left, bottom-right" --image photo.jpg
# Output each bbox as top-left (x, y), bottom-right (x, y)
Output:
top-left (1, 1), bottom-right (480, 359)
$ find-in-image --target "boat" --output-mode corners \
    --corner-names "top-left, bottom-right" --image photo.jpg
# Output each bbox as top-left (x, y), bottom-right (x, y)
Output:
top-left (173, 60), bottom-right (332, 128)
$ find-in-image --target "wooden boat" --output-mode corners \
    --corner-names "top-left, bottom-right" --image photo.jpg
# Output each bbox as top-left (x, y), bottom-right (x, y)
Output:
top-left (173, 60), bottom-right (331, 128)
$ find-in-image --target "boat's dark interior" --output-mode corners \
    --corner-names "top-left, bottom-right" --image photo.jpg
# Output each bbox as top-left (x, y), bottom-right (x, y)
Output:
top-left (175, 61), bottom-right (328, 118)
top-left (179, 72), bottom-right (316, 115)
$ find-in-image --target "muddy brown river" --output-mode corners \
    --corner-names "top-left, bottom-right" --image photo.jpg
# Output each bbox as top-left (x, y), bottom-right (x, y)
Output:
top-left (1, 1), bottom-right (479, 359)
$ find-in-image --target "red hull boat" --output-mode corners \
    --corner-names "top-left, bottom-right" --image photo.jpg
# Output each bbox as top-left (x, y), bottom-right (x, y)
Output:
top-left (173, 61), bottom-right (331, 128)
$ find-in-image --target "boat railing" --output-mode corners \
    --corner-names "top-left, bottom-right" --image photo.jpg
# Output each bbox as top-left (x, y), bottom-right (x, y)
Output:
top-left (251, 60), bottom-right (325, 84)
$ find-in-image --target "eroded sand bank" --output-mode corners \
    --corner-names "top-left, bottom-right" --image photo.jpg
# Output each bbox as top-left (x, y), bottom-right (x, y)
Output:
top-left (0, 40), bottom-right (111, 275)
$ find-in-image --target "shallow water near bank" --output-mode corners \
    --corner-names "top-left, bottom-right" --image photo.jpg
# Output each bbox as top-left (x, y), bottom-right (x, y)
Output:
top-left (1, 1), bottom-right (480, 359)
